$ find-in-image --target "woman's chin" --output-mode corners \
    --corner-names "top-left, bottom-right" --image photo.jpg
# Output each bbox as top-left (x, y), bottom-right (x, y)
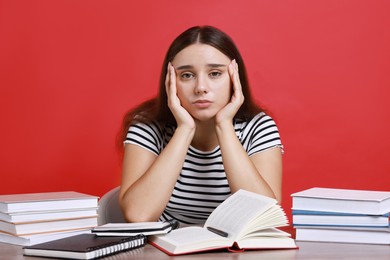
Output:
top-left (192, 112), bottom-right (217, 123)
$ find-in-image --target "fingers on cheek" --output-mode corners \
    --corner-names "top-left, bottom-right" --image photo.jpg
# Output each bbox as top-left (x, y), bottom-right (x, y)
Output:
top-left (165, 76), bottom-right (170, 89)
top-left (234, 74), bottom-right (240, 88)
top-left (170, 68), bottom-right (177, 87)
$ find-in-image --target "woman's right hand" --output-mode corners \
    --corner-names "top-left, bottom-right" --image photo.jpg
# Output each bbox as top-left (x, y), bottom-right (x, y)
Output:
top-left (165, 62), bottom-right (196, 129)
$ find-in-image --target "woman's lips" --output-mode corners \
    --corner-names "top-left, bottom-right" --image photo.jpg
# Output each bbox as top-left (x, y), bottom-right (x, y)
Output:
top-left (193, 100), bottom-right (212, 108)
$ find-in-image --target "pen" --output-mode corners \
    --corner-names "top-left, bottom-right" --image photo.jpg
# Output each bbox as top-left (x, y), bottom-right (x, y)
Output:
top-left (207, 227), bottom-right (229, 237)
top-left (163, 219), bottom-right (180, 233)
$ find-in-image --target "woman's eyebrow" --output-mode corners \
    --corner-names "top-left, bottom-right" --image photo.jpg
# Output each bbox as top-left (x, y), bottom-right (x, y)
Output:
top-left (175, 64), bottom-right (227, 70)
top-left (207, 63), bottom-right (227, 68)
top-left (176, 65), bottom-right (193, 70)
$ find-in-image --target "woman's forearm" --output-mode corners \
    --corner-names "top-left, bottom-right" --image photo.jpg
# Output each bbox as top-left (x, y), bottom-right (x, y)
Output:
top-left (215, 121), bottom-right (281, 201)
top-left (120, 126), bottom-right (195, 222)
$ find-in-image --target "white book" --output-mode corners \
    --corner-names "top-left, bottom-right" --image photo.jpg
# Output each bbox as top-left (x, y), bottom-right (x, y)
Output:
top-left (0, 229), bottom-right (91, 246)
top-left (0, 217), bottom-right (98, 236)
top-left (0, 191), bottom-right (98, 213)
top-left (292, 210), bottom-right (389, 227)
top-left (0, 208), bottom-right (98, 223)
top-left (291, 187), bottom-right (390, 215)
top-left (295, 226), bottom-right (390, 245)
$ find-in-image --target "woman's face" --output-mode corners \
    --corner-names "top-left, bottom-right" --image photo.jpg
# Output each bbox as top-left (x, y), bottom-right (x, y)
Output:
top-left (171, 43), bottom-right (232, 122)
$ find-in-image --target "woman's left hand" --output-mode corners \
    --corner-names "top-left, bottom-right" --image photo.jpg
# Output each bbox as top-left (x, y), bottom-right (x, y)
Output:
top-left (215, 59), bottom-right (245, 125)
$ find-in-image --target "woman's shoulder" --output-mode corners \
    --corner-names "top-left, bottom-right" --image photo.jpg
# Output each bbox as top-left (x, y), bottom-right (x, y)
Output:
top-left (234, 112), bottom-right (281, 139)
top-left (125, 120), bottom-right (175, 154)
top-left (130, 119), bottom-right (175, 136)
top-left (235, 112), bottom-right (275, 125)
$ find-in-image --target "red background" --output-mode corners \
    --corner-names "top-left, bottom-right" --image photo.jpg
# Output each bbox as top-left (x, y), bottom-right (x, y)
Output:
top-left (1, 0), bottom-right (389, 219)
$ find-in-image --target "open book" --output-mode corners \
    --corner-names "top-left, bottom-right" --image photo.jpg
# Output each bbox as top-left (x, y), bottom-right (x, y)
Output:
top-left (149, 189), bottom-right (297, 255)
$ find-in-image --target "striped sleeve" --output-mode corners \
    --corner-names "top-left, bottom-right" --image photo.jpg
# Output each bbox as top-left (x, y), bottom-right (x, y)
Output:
top-left (123, 121), bottom-right (163, 156)
top-left (244, 113), bottom-right (283, 156)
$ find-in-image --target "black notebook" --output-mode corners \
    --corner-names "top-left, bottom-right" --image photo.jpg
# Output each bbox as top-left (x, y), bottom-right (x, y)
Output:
top-left (23, 233), bottom-right (146, 259)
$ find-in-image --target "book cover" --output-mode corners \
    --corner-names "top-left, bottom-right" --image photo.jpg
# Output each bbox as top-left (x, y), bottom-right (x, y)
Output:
top-left (292, 210), bottom-right (389, 227)
top-left (0, 216), bottom-right (98, 236)
top-left (291, 187), bottom-right (390, 214)
top-left (0, 191), bottom-right (99, 213)
top-left (0, 208), bottom-right (98, 223)
top-left (0, 229), bottom-right (91, 246)
top-left (295, 226), bottom-right (390, 245)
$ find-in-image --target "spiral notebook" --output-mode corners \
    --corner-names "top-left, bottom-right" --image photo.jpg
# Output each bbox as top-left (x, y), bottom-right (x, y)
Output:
top-left (92, 219), bottom-right (180, 236)
top-left (23, 233), bottom-right (146, 259)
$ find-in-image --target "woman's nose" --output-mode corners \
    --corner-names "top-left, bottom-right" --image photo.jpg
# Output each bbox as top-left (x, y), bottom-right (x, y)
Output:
top-left (194, 75), bottom-right (208, 94)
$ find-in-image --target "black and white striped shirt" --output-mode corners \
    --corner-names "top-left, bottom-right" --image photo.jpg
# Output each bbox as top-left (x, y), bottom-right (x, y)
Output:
top-left (124, 112), bottom-right (283, 224)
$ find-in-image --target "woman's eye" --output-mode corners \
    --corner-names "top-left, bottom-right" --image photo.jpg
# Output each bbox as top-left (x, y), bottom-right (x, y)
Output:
top-left (181, 72), bottom-right (194, 79)
top-left (209, 71), bottom-right (222, 78)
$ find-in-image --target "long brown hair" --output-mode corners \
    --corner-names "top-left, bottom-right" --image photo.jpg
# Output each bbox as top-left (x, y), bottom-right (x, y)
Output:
top-left (117, 25), bottom-right (264, 150)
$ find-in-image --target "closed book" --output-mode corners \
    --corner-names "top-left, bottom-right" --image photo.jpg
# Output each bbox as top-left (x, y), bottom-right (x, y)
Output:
top-left (291, 187), bottom-right (390, 215)
top-left (295, 226), bottom-right (390, 245)
top-left (0, 208), bottom-right (98, 223)
top-left (0, 216), bottom-right (97, 236)
top-left (0, 191), bottom-right (98, 213)
top-left (0, 229), bottom-right (91, 246)
top-left (292, 210), bottom-right (389, 228)
top-left (23, 233), bottom-right (147, 259)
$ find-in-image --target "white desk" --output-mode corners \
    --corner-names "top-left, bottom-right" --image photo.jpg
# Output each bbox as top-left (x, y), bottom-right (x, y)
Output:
top-left (1, 241), bottom-right (389, 259)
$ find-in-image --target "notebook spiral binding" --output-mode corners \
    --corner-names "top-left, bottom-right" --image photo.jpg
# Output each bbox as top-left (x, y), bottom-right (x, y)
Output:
top-left (87, 235), bottom-right (146, 258)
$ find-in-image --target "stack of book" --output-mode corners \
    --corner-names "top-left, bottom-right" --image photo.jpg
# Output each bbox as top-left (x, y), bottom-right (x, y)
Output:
top-left (291, 187), bottom-right (390, 245)
top-left (0, 191), bottom-right (99, 246)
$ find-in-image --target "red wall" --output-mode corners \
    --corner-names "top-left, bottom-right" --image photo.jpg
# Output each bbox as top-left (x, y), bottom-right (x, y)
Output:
top-left (1, 1), bottom-right (389, 218)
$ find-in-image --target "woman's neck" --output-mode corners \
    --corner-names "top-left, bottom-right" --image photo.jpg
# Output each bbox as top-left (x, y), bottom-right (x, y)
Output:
top-left (191, 120), bottom-right (219, 152)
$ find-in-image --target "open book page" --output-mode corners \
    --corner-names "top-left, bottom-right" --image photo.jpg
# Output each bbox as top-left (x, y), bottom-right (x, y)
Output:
top-left (204, 190), bottom-right (277, 241)
top-left (239, 205), bottom-right (288, 237)
top-left (241, 228), bottom-right (290, 240)
top-left (149, 226), bottom-right (232, 254)
top-left (236, 235), bottom-right (296, 249)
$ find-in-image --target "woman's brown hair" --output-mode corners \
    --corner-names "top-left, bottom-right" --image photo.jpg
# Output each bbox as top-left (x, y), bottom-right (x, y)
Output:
top-left (117, 25), bottom-right (264, 150)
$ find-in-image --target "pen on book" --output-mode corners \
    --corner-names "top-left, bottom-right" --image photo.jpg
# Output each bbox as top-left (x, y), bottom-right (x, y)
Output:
top-left (163, 219), bottom-right (180, 233)
top-left (207, 227), bottom-right (229, 237)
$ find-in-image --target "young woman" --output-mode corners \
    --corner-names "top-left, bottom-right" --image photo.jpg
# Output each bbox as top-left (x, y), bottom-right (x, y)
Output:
top-left (118, 26), bottom-right (283, 224)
